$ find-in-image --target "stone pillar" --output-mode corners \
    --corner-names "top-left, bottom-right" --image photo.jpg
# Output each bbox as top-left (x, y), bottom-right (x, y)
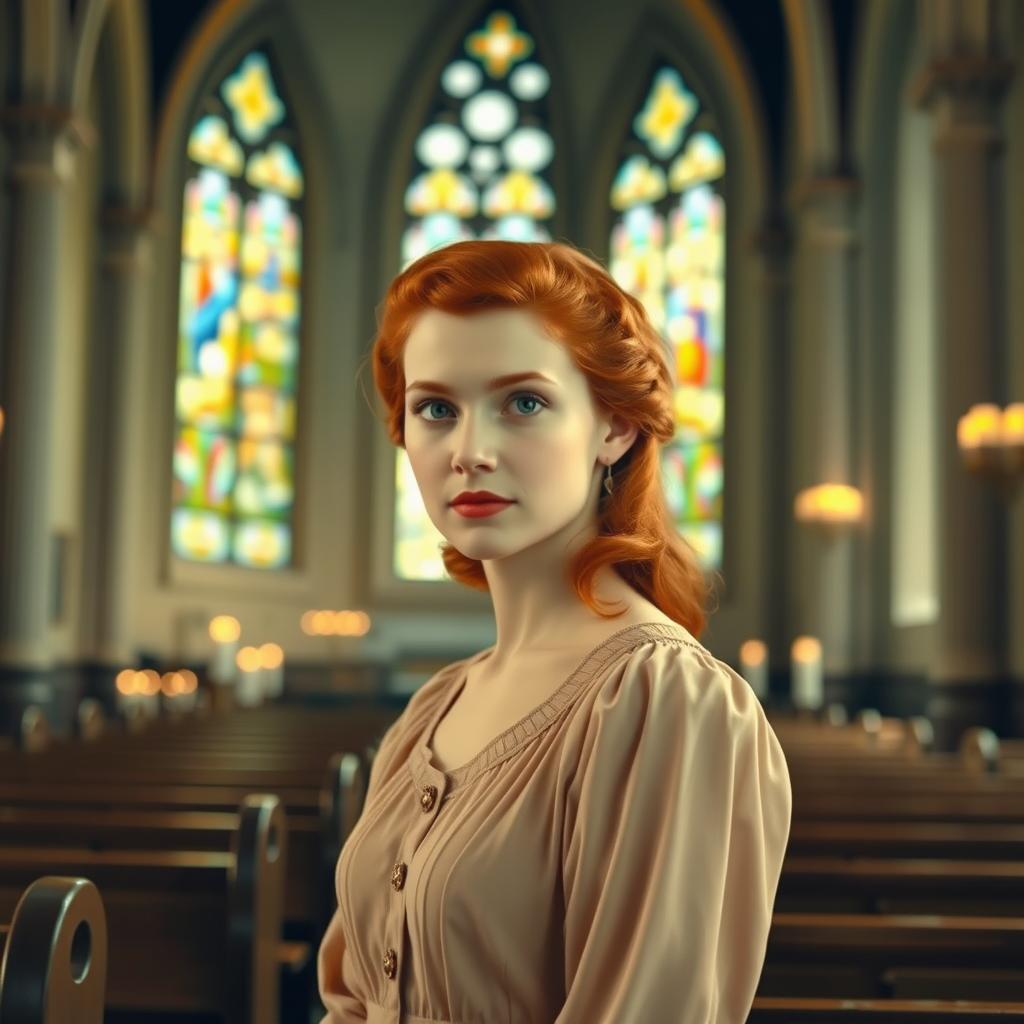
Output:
top-left (786, 178), bottom-right (860, 686)
top-left (750, 219), bottom-right (794, 708)
top-left (0, 105), bottom-right (84, 671)
top-left (909, 28), bottom-right (1014, 748)
top-left (87, 207), bottom-right (155, 666)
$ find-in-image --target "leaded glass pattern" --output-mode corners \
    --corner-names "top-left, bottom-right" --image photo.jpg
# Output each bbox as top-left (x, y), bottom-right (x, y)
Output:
top-left (608, 65), bottom-right (726, 573)
top-left (172, 51), bottom-right (304, 569)
top-left (394, 7), bottom-right (558, 582)
top-left (400, 7), bottom-right (556, 269)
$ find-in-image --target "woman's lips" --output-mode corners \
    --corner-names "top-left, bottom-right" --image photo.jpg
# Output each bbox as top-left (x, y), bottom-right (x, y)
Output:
top-left (451, 500), bottom-right (515, 518)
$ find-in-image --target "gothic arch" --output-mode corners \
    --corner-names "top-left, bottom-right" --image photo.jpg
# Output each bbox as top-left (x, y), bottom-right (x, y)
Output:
top-left (365, 0), bottom-right (573, 291)
top-left (151, 0), bottom-right (341, 237)
top-left (146, 0), bottom-right (338, 586)
top-left (850, 0), bottom-right (914, 170)
top-left (582, 0), bottom-right (770, 252)
top-left (69, 0), bottom-right (150, 205)
top-left (781, 0), bottom-right (841, 177)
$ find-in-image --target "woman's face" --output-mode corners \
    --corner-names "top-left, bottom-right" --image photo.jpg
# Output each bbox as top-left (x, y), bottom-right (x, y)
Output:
top-left (402, 307), bottom-right (634, 564)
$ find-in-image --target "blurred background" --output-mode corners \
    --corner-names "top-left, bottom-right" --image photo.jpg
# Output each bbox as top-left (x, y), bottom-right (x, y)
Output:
top-left (0, 0), bottom-right (1021, 762)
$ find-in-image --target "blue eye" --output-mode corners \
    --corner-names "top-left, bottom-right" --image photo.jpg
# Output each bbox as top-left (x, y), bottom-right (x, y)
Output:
top-left (412, 392), bottom-right (548, 422)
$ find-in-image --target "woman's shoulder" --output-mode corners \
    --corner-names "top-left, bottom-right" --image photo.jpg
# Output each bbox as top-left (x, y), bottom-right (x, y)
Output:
top-left (571, 630), bottom-right (789, 802)
top-left (592, 627), bottom-right (769, 738)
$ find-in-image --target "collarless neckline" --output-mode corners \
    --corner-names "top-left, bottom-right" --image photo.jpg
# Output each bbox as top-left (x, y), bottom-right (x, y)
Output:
top-left (415, 620), bottom-right (698, 790)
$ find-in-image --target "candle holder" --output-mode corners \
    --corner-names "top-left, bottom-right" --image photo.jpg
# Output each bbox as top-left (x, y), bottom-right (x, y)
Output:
top-left (793, 484), bottom-right (864, 542)
top-left (790, 636), bottom-right (824, 711)
top-left (958, 403), bottom-right (1024, 500)
top-left (738, 640), bottom-right (769, 701)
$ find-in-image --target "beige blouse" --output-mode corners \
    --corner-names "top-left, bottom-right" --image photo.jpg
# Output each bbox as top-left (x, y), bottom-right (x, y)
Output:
top-left (317, 621), bottom-right (792, 1024)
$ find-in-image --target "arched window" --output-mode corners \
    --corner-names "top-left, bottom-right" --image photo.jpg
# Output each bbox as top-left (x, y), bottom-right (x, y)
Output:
top-left (171, 50), bottom-right (304, 570)
top-left (394, 6), bottom-right (558, 581)
top-left (608, 64), bottom-right (725, 573)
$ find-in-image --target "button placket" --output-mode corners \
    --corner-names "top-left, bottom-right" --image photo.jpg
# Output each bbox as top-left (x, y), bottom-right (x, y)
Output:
top-left (383, 769), bottom-right (447, 996)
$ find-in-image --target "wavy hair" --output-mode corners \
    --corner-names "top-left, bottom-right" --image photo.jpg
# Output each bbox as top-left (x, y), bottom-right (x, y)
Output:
top-left (366, 240), bottom-right (717, 639)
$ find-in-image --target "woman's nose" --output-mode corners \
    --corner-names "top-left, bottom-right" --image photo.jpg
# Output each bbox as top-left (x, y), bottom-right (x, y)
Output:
top-left (450, 412), bottom-right (499, 467)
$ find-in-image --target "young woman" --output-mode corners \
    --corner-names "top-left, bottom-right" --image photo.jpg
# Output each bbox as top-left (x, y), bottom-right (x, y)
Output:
top-left (317, 240), bottom-right (791, 1023)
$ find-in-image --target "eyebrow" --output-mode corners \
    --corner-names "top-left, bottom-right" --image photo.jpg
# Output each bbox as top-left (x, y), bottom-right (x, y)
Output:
top-left (405, 372), bottom-right (557, 396)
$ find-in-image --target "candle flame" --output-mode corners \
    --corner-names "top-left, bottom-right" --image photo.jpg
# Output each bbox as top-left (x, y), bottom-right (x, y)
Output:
top-left (236, 645), bottom-right (262, 672)
top-left (210, 615), bottom-right (241, 643)
top-left (791, 636), bottom-right (822, 662)
top-left (739, 640), bottom-right (767, 665)
top-left (794, 484), bottom-right (863, 525)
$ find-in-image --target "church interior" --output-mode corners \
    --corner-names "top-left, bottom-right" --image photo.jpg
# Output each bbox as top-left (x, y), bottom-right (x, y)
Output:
top-left (0, 0), bottom-right (1023, 1020)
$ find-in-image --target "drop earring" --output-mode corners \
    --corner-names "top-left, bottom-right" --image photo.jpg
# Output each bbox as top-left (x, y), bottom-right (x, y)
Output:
top-left (603, 460), bottom-right (614, 496)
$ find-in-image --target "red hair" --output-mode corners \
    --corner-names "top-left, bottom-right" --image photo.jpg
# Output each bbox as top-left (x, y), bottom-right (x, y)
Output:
top-left (367, 240), bottom-right (716, 639)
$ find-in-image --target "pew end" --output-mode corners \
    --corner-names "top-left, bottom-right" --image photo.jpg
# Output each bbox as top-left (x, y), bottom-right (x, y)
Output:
top-left (0, 876), bottom-right (108, 1024)
top-left (857, 708), bottom-right (883, 746)
top-left (228, 793), bottom-right (287, 1024)
top-left (961, 727), bottom-right (1001, 774)
top-left (904, 717), bottom-right (935, 757)
top-left (18, 707), bottom-right (50, 753)
top-left (320, 748), bottom-right (374, 936)
top-left (76, 699), bottom-right (106, 742)
top-left (822, 703), bottom-right (849, 727)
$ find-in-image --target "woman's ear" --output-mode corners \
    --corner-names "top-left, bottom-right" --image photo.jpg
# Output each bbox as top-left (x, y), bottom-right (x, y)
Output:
top-left (603, 412), bottom-right (640, 463)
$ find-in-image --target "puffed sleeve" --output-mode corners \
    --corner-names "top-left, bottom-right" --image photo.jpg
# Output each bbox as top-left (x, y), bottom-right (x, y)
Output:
top-left (556, 641), bottom-right (792, 1024)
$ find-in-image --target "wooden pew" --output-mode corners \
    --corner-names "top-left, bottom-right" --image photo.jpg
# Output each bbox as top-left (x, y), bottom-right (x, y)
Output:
top-left (0, 876), bottom-right (107, 1023)
top-left (758, 714), bottom-right (1024, 1015)
top-left (759, 912), bottom-right (1024, 1000)
top-left (0, 703), bottom-right (388, 1022)
top-left (787, 819), bottom-right (1024, 860)
top-left (777, 856), bottom-right (1024, 916)
top-left (0, 804), bottom-right (321, 935)
top-left (0, 795), bottom-right (283, 1024)
top-left (749, 996), bottom-right (1024, 1021)
top-left (0, 747), bottom-right (377, 942)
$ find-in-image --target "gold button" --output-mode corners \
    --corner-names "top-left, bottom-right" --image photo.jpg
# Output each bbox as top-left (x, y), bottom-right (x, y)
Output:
top-left (420, 785), bottom-right (437, 812)
top-left (391, 862), bottom-right (407, 890)
top-left (383, 947), bottom-right (398, 979)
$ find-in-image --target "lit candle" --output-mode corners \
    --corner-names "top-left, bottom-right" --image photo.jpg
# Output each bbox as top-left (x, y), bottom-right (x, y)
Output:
top-left (115, 669), bottom-right (141, 717)
top-left (738, 640), bottom-right (769, 700)
top-left (235, 646), bottom-right (264, 707)
top-left (1004, 404), bottom-right (1024, 445)
top-left (177, 669), bottom-right (199, 712)
top-left (161, 670), bottom-right (199, 715)
top-left (140, 670), bottom-right (162, 719)
top-left (259, 643), bottom-right (284, 699)
top-left (208, 615), bottom-right (241, 686)
top-left (790, 636), bottom-right (824, 711)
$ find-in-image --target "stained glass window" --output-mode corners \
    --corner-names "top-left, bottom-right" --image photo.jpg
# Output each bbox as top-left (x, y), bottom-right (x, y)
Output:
top-left (608, 65), bottom-right (725, 573)
top-left (171, 51), bottom-right (304, 569)
top-left (394, 7), bottom-right (558, 581)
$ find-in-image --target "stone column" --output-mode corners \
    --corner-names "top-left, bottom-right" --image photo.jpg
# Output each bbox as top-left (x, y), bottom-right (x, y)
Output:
top-left (0, 105), bottom-right (84, 671)
top-left (910, 38), bottom-right (1014, 748)
top-left (749, 218), bottom-right (794, 705)
top-left (87, 207), bottom-right (155, 667)
top-left (786, 178), bottom-right (860, 687)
